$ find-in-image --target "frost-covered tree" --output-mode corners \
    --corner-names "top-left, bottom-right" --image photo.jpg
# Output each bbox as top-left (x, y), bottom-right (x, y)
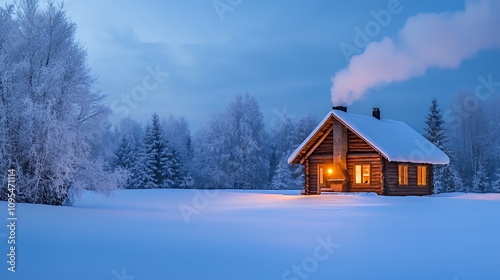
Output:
top-left (472, 163), bottom-right (490, 193)
top-left (268, 114), bottom-right (316, 190)
top-left (423, 98), bottom-right (462, 193)
top-left (140, 114), bottom-right (173, 188)
top-left (135, 114), bottom-right (190, 189)
top-left (193, 93), bottom-right (268, 189)
top-left (433, 164), bottom-right (464, 193)
top-left (112, 117), bottom-right (144, 188)
top-left (162, 115), bottom-right (194, 187)
top-left (493, 168), bottom-right (500, 193)
top-left (162, 116), bottom-right (193, 167)
top-left (424, 98), bottom-right (447, 151)
top-left (115, 134), bottom-right (137, 187)
top-left (448, 91), bottom-right (500, 191)
top-left (268, 113), bottom-right (296, 183)
top-left (0, 0), bottom-right (124, 205)
top-left (271, 156), bottom-right (295, 190)
top-left (292, 113), bottom-right (317, 146)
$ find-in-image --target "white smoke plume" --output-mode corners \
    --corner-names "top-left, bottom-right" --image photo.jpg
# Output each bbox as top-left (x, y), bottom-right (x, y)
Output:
top-left (331, 0), bottom-right (500, 105)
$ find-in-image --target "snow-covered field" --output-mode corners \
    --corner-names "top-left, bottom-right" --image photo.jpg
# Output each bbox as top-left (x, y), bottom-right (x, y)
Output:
top-left (1, 189), bottom-right (500, 280)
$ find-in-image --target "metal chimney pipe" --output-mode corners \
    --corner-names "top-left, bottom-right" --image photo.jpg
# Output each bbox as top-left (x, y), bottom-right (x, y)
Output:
top-left (372, 108), bottom-right (380, 120)
top-left (332, 106), bottom-right (347, 112)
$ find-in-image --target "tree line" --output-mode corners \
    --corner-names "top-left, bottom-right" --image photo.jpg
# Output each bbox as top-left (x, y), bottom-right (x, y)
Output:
top-left (424, 94), bottom-right (500, 193)
top-left (110, 93), bottom-right (317, 191)
top-left (1, 0), bottom-right (499, 206)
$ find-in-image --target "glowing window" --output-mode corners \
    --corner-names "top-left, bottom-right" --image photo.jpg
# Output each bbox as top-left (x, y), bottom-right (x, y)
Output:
top-left (355, 164), bottom-right (370, 184)
top-left (417, 165), bottom-right (427, 186)
top-left (319, 167), bottom-right (324, 185)
top-left (398, 164), bottom-right (408, 185)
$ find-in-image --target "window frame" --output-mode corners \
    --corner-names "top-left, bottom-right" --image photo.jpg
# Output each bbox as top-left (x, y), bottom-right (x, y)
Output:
top-left (354, 164), bottom-right (371, 185)
top-left (417, 165), bottom-right (427, 186)
top-left (318, 166), bottom-right (324, 186)
top-left (398, 164), bottom-right (408, 186)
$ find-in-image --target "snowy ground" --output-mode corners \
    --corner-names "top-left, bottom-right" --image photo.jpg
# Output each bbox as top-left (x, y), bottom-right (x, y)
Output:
top-left (1, 189), bottom-right (500, 280)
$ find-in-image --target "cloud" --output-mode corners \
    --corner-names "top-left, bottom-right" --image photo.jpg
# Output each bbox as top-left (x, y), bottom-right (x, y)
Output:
top-left (331, 0), bottom-right (500, 105)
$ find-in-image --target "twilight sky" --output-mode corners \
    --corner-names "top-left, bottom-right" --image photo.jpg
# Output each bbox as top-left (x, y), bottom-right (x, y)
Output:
top-left (13, 0), bottom-right (500, 132)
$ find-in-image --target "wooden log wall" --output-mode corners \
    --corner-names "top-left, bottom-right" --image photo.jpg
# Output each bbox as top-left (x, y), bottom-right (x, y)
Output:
top-left (384, 162), bottom-right (433, 195)
top-left (346, 153), bottom-right (383, 194)
top-left (347, 130), bottom-right (374, 153)
top-left (313, 126), bottom-right (334, 156)
top-left (308, 154), bottom-right (332, 194)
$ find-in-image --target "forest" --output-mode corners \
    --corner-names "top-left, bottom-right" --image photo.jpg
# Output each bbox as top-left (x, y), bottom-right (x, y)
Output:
top-left (0, 1), bottom-right (499, 205)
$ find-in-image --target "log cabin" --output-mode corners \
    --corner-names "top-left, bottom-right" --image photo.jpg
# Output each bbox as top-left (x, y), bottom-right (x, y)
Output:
top-left (288, 107), bottom-right (450, 196)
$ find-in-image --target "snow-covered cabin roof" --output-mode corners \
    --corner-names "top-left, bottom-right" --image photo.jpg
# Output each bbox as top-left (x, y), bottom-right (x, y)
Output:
top-left (288, 110), bottom-right (450, 165)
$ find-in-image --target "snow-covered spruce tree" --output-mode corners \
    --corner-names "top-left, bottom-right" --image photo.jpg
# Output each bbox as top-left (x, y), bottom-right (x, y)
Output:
top-left (115, 134), bottom-right (137, 187)
top-left (268, 113), bottom-right (296, 185)
top-left (168, 147), bottom-right (194, 188)
top-left (493, 168), bottom-right (500, 193)
top-left (292, 113), bottom-right (317, 146)
top-left (162, 116), bottom-right (194, 188)
top-left (112, 117), bottom-right (144, 188)
top-left (424, 98), bottom-right (447, 151)
top-left (162, 116), bottom-right (193, 168)
top-left (0, 1), bottom-right (124, 205)
top-left (423, 98), bottom-right (460, 194)
top-left (141, 114), bottom-right (171, 188)
top-left (472, 163), bottom-right (490, 193)
top-left (137, 113), bottom-right (189, 189)
top-left (269, 114), bottom-right (317, 190)
top-left (434, 163), bottom-right (464, 193)
top-left (287, 114), bottom-right (317, 189)
top-left (193, 93), bottom-right (268, 189)
top-left (271, 156), bottom-right (294, 190)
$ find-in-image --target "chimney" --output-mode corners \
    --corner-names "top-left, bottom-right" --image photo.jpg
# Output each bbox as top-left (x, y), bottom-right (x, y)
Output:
top-left (332, 106), bottom-right (347, 112)
top-left (372, 108), bottom-right (380, 120)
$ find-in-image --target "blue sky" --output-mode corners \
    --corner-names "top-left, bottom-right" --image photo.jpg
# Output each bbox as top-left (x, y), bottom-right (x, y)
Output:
top-left (51, 0), bottom-right (500, 131)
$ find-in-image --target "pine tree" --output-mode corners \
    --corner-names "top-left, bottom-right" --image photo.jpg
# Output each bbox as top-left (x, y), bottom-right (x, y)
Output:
top-left (423, 98), bottom-right (455, 193)
top-left (115, 134), bottom-right (137, 187)
top-left (435, 163), bottom-right (464, 193)
top-left (130, 140), bottom-right (148, 189)
top-left (271, 156), bottom-right (295, 190)
top-left (115, 135), bottom-right (134, 187)
top-left (137, 113), bottom-right (191, 189)
top-left (141, 114), bottom-right (172, 188)
top-left (269, 113), bottom-right (296, 183)
top-left (492, 168), bottom-right (500, 193)
top-left (472, 163), bottom-right (490, 193)
top-left (424, 98), bottom-right (447, 151)
top-left (167, 147), bottom-right (193, 188)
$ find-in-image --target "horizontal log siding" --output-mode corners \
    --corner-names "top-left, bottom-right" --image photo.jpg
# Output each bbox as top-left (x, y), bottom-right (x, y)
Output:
top-left (384, 161), bottom-right (433, 195)
top-left (348, 130), bottom-right (374, 153)
top-left (308, 155), bottom-right (333, 194)
top-left (312, 128), bottom-right (333, 156)
top-left (346, 153), bottom-right (383, 194)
